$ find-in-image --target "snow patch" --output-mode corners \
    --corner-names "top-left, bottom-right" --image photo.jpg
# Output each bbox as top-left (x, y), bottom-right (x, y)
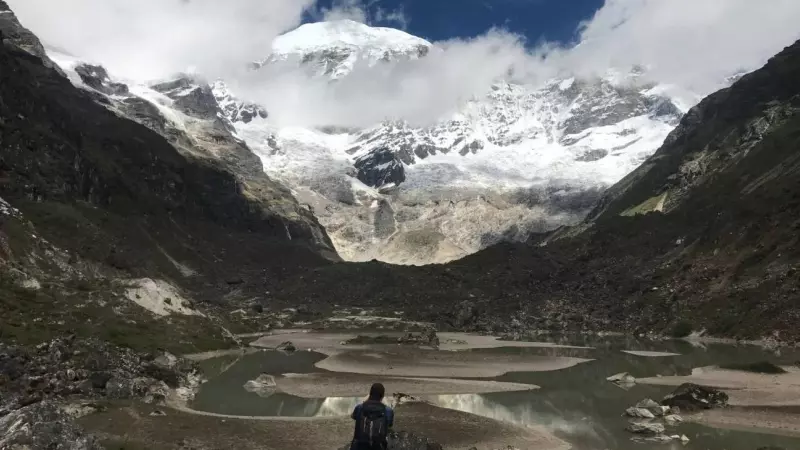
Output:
top-left (0, 196), bottom-right (22, 219)
top-left (20, 278), bottom-right (41, 291)
top-left (124, 278), bottom-right (203, 317)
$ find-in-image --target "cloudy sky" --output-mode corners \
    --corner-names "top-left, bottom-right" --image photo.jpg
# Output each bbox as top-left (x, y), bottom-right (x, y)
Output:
top-left (8, 0), bottom-right (800, 127)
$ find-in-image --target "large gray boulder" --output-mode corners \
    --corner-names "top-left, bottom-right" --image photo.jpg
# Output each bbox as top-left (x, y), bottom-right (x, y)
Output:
top-left (661, 383), bottom-right (728, 412)
top-left (626, 422), bottom-right (666, 435)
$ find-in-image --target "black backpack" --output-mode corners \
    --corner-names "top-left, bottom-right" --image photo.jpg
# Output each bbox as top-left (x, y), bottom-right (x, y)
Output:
top-left (354, 401), bottom-right (388, 447)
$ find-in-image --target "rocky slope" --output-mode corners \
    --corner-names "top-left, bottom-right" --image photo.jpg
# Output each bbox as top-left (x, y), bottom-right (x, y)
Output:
top-left (223, 21), bottom-right (696, 264)
top-left (0, 5), bottom-right (336, 355)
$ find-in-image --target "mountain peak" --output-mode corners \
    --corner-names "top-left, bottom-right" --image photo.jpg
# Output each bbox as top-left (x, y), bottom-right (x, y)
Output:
top-left (272, 20), bottom-right (431, 55)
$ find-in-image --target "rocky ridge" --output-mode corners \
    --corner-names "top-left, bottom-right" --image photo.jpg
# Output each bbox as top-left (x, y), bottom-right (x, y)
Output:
top-left (0, 7), bottom-right (337, 351)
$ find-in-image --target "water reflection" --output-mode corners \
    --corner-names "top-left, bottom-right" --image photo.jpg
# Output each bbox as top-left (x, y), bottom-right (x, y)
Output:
top-left (317, 396), bottom-right (362, 417)
top-left (426, 393), bottom-right (599, 438)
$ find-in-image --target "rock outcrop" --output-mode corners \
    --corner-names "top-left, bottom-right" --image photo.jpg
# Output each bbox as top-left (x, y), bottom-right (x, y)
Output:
top-left (0, 337), bottom-right (197, 413)
top-left (0, 401), bottom-right (104, 450)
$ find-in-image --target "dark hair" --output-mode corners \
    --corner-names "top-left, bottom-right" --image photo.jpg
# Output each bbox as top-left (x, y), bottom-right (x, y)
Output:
top-left (368, 383), bottom-right (385, 400)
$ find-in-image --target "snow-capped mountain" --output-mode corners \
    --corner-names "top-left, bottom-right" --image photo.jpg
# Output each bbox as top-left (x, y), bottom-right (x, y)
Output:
top-left (255, 20), bottom-right (432, 78)
top-left (346, 76), bottom-right (683, 192)
top-left (203, 21), bottom-right (698, 264)
top-left (44, 20), bottom-right (709, 265)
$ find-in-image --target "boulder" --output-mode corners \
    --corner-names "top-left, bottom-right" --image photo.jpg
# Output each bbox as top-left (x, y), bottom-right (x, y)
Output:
top-left (607, 372), bottom-right (636, 384)
top-left (244, 374), bottom-right (277, 398)
top-left (625, 407), bottom-right (655, 419)
top-left (664, 414), bottom-right (684, 425)
top-left (636, 398), bottom-right (670, 416)
top-left (142, 380), bottom-right (170, 404)
top-left (397, 328), bottom-right (440, 348)
top-left (277, 341), bottom-right (297, 354)
top-left (626, 422), bottom-right (665, 435)
top-left (89, 372), bottom-right (112, 389)
top-left (662, 383), bottom-right (728, 412)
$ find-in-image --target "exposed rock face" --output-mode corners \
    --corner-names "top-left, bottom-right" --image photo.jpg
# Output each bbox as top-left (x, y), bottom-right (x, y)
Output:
top-left (74, 63), bottom-right (129, 96)
top-left (354, 146), bottom-right (406, 188)
top-left (661, 383), bottom-right (729, 412)
top-left (212, 80), bottom-right (268, 124)
top-left (0, 3), bottom-right (63, 74)
top-left (151, 77), bottom-right (221, 120)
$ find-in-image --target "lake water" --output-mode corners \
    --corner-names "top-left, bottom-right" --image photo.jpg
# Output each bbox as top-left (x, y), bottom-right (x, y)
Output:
top-left (192, 336), bottom-right (800, 450)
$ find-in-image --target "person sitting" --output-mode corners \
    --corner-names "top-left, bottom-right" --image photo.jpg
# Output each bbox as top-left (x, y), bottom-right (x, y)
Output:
top-left (349, 383), bottom-right (394, 450)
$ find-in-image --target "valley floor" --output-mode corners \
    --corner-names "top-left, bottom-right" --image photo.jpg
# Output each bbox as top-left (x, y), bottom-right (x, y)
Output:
top-left (83, 400), bottom-right (569, 450)
top-left (78, 329), bottom-right (800, 450)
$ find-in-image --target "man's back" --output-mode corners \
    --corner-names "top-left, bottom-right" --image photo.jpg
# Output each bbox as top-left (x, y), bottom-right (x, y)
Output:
top-left (351, 399), bottom-right (394, 450)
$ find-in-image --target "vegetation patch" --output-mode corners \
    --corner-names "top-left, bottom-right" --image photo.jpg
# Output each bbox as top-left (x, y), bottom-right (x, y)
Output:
top-left (0, 274), bottom-right (236, 354)
top-left (621, 192), bottom-right (668, 217)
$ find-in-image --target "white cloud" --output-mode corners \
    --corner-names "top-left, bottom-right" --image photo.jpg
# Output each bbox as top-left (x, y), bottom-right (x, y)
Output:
top-left (313, 0), bottom-right (368, 23)
top-left (7, 0), bottom-right (315, 81)
top-left (7, 0), bottom-right (800, 128)
top-left (238, 0), bottom-right (800, 128)
top-left (561, 0), bottom-right (800, 93)
top-left (375, 5), bottom-right (410, 30)
top-left (236, 30), bottom-right (540, 128)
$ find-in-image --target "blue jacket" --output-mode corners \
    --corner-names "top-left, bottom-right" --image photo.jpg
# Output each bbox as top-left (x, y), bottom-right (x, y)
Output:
top-left (351, 401), bottom-right (394, 428)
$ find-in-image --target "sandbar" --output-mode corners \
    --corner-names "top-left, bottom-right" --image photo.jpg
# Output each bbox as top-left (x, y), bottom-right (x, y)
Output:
top-left (621, 350), bottom-right (681, 357)
top-left (315, 347), bottom-right (592, 378)
top-left (438, 332), bottom-right (593, 351)
top-left (274, 372), bottom-right (539, 398)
